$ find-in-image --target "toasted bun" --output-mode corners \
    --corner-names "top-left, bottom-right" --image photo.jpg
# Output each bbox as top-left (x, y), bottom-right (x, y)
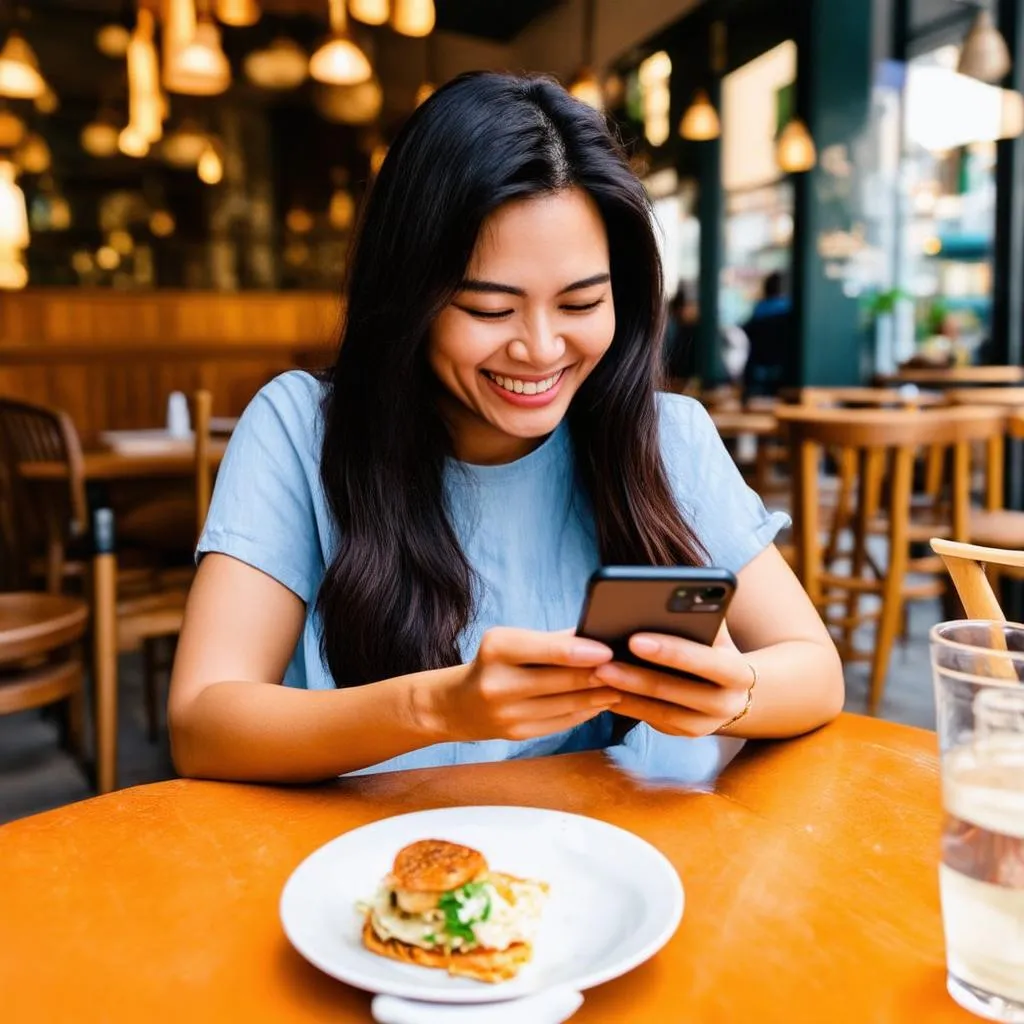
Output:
top-left (389, 839), bottom-right (488, 894)
top-left (361, 918), bottom-right (532, 984)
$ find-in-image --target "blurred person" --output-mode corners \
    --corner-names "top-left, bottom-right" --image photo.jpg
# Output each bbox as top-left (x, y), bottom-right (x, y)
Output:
top-left (168, 73), bottom-right (843, 784)
top-left (743, 270), bottom-right (794, 398)
top-left (662, 283), bottom-right (748, 387)
top-left (661, 283), bottom-right (698, 382)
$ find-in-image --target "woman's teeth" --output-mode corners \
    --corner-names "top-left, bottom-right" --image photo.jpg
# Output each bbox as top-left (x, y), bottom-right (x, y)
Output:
top-left (485, 370), bottom-right (562, 395)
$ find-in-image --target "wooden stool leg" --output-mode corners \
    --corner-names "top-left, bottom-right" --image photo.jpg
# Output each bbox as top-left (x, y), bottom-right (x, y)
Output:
top-left (93, 551), bottom-right (119, 794)
top-left (870, 448), bottom-right (913, 715)
top-left (143, 637), bottom-right (161, 743)
top-left (66, 668), bottom-right (86, 760)
top-left (844, 449), bottom-right (878, 654)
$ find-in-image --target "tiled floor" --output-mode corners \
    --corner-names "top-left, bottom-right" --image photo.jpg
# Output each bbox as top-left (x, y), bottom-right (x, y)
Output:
top-left (0, 599), bottom-right (942, 826)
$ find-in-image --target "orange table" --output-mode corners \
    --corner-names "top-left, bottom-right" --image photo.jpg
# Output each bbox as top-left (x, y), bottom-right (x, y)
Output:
top-left (0, 715), bottom-right (975, 1023)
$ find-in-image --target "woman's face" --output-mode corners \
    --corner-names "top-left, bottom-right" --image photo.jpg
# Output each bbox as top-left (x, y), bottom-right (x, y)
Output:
top-left (429, 187), bottom-right (615, 465)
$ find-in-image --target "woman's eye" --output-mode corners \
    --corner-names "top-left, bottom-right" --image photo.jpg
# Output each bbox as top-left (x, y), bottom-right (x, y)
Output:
top-left (561, 298), bottom-right (605, 314)
top-left (460, 307), bottom-right (513, 320)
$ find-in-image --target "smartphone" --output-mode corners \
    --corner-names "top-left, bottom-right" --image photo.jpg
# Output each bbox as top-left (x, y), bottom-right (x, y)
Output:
top-left (576, 566), bottom-right (737, 672)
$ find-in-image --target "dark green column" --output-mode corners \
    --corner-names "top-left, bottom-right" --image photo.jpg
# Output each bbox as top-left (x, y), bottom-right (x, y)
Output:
top-left (696, 79), bottom-right (724, 387)
top-left (792, 0), bottom-right (875, 385)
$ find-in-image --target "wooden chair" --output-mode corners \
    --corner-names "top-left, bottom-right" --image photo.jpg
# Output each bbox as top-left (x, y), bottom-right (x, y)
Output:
top-left (90, 388), bottom-right (219, 792)
top-left (778, 404), bottom-right (1005, 714)
top-left (929, 538), bottom-right (1024, 622)
top-left (1, 592), bottom-right (89, 772)
top-left (194, 389), bottom-right (214, 537)
top-left (942, 391), bottom-right (1024, 554)
top-left (0, 397), bottom-right (89, 593)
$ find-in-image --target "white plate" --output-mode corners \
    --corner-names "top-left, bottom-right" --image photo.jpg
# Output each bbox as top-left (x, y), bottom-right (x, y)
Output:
top-left (279, 805), bottom-right (683, 1004)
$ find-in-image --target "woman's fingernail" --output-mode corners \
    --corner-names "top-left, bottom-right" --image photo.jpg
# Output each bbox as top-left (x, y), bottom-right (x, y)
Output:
top-left (572, 641), bottom-right (610, 662)
top-left (631, 635), bottom-right (660, 655)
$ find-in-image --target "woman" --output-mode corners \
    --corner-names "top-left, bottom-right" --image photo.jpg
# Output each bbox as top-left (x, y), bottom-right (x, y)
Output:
top-left (169, 73), bottom-right (843, 784)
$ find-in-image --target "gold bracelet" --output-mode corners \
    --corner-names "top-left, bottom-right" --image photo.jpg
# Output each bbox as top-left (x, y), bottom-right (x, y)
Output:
top-left (715, 662), bottom-right (757, 734)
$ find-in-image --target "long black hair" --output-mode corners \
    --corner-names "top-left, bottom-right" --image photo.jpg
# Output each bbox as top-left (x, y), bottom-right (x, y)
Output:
top-left (319, 71), bottom-right (706, 687)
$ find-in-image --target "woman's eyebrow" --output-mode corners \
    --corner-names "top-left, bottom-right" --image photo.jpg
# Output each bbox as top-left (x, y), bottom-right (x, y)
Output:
top-left (557, 273), bottom-right (610, 294)
top-left (458, 279), bottom-right (525, 296)
top-left (457, 272), bottom-right (610, 297)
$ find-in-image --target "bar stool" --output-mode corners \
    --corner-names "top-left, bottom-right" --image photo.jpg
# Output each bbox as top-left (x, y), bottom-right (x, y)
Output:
top-left (778, 404), bottom-right (1004, 713)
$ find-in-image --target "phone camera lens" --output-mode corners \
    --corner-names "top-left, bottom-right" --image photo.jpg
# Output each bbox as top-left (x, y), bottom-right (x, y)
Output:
top-left (703, 586), bottom-right (726, 601)
top-left (674, 587), bottom-right (688, 598)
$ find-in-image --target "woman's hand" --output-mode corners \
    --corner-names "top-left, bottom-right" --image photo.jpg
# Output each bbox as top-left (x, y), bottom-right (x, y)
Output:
top-left (591, 624), bottom-right (754, 738)
top-left (420, 627), bottom-right (620, 743)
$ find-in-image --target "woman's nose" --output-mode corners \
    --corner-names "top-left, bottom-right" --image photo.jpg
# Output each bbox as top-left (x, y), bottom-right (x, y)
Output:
top-left (506, 316), bottom-right (566, 366)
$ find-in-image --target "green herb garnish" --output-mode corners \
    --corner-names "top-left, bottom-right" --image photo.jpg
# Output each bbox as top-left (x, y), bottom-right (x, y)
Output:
top-left (423, 932), bottom-right (437, 945)
top-left (437, 882), bottom-right (492, 944)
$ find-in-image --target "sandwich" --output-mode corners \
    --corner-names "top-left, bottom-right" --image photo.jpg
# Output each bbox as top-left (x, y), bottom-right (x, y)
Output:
top-left (359, 838), bottom-right (549, 983)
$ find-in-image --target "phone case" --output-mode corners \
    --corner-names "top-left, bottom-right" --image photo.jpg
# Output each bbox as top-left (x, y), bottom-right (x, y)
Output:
top-left (576, 567), bottom-right (737, 672)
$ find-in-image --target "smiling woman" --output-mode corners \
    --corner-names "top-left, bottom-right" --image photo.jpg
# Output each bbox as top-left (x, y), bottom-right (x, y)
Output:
top-left (167, 72), bottom-right (844, 786)
top-left (430, 190), bottom-right (616, 465)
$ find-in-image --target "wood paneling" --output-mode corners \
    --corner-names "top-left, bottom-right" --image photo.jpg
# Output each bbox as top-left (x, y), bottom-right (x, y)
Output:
top-left (0, 291), bottom-right (339, 445)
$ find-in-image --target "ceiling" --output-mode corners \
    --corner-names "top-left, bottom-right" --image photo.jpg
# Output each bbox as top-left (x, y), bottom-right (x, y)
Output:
top-left (27, 0), bottom-right (562, 44)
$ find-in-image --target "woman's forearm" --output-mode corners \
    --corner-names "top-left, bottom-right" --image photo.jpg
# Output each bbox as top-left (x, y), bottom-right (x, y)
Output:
top-left (721, 639), bottom-right (845, 739)
top-left (169, 669), bottom-right (458, 783)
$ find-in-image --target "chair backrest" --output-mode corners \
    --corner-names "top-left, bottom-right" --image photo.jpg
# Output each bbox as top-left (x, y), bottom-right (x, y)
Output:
top-left (0, 397), bottom-right (88, 591)
top-left (929, 537), bottom-right (1023, 621)
top-left (793, 387), bottom-right (942, 409)
top-left (193, 389), bottom-right (214, 542)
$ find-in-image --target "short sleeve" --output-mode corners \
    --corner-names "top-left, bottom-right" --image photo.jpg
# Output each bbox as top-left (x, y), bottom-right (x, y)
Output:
top-left (657, 393), bottom-right (790, 573)
top-left (197, 371), bottom-right (325, 604)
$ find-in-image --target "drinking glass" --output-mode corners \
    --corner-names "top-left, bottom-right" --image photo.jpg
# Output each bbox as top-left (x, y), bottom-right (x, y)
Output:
top-left (931, 621), bottom-right (1024, 1022)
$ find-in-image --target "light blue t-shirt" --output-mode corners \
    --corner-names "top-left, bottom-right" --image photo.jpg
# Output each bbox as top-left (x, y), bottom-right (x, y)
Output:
top-left (198, 371), bottom-right (788, 782)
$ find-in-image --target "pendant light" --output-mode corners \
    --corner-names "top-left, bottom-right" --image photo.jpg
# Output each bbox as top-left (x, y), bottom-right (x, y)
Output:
top-left (96, 23), bottom-right (131, 59)
top-left (568, 0), bottom-right (603, 110)
top-left (215, 0), bottom-right (261, 27)
top-left (244, 37), bottom-right (308, 90)
top-left (0, 107), bottom-right (25, 149)
top-left (679, 89), bottom-right (720, 140)
top-left (680, 22), bottom-right (725, 141)
top-left (127, 10), bottom-right (164, 144)
top-left (0, 158), bottom-right (28, 290)
top-left (118, 123), bottom-right (150, 158)
top-left (392, 0), bottom-right (435, 39)
top-left (14, 131), bottom-right (50, 174)
top-left (310, 0), bottom-right (372, 86)
top-left (163, 0), bottom-right (196, 79)
top-left (198, 141), bottom-right (224, 184)
top-left (161, 119), bottom-right (208, 167)
top-left (958, 7), bottom-right (1012, 84)
top-left (776, 117), bottom-right (817, 173)
top-left (314, 77), bottom-right (383, 123)
top-left (81, 109), bottom-right (120, 158)
top-left (328, 167), bottom-right (355, 231)
top-left (165, 1), bottom-right (231, 96)
top-left (0, 30), bottom-right (46, 100)
top-left (150, 208), bottom-right (176, 237)
top-left (48, 189), bottom-right (72, 231)
top-left (638, 50), bottom-right (672, 145)
top-left (350, 0), bottom-right (389, 26)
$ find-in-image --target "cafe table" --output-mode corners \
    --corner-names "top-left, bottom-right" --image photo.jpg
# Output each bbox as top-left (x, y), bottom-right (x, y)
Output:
top-left (0, 714), bottom-right (975, 1023)
top-left (17, 437), bottom-right (228, 483)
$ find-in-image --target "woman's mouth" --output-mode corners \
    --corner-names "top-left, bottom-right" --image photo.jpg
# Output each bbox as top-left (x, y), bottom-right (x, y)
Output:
top-left (479, 368), bottom-right (569, 407)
